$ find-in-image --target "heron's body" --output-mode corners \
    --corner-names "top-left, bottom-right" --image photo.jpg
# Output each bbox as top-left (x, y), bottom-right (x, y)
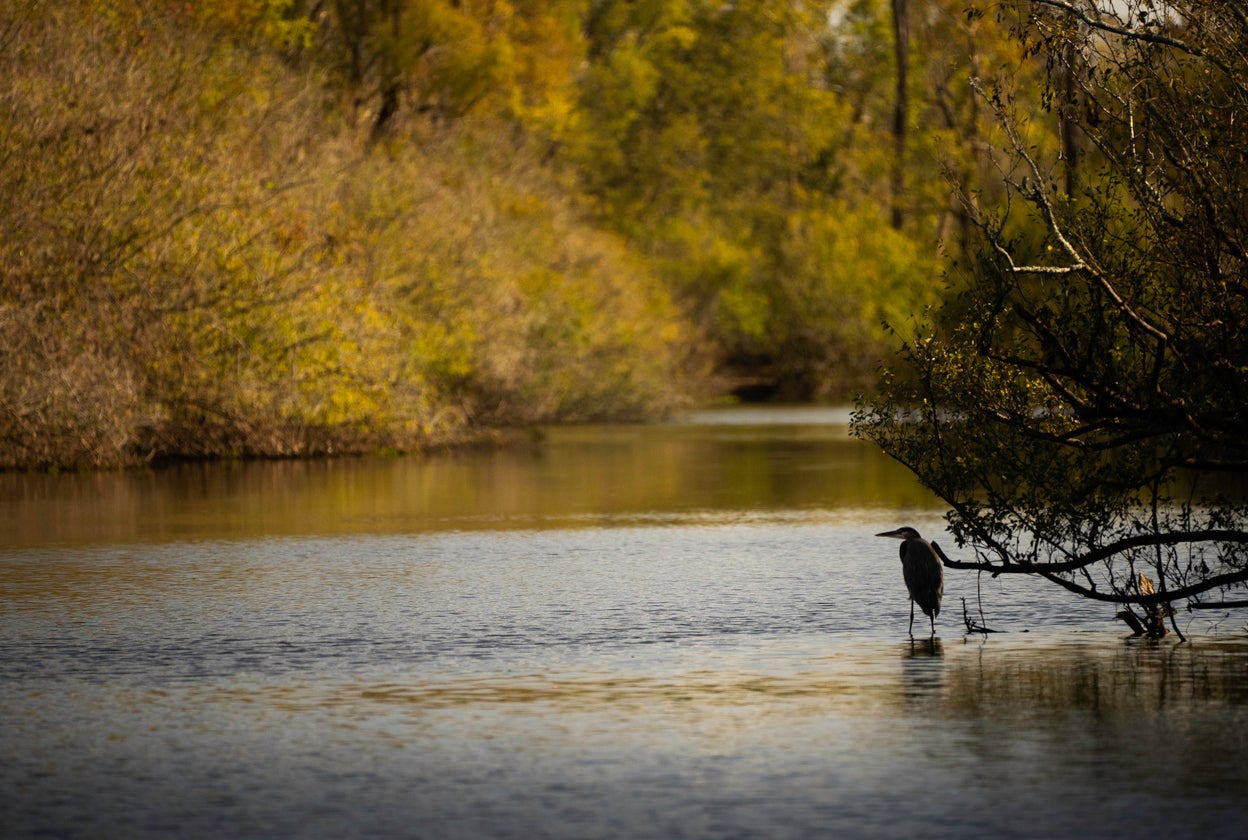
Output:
top-left (876, 527), bottom-right (944, 636)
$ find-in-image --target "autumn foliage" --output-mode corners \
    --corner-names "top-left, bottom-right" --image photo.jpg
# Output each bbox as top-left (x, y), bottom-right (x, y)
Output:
top-left (1, 0), bottom-right (1031, 468)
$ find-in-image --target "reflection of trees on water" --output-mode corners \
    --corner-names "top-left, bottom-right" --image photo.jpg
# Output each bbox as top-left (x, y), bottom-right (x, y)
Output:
top-left (929, 639), bottom-right (1248, 797)
top-left (0, 416), bottom-right (938, 547)
top-left (940, 640), bottom-right (1248, 715)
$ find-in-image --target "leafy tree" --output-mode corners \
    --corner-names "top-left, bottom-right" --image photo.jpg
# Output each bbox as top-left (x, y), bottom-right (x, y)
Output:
top-left (572, 0), bottom-right (953, 397)
top-left (854, 0), bottom-right (1248, 635)
top-left (296, 0), bottom-right (513, 134)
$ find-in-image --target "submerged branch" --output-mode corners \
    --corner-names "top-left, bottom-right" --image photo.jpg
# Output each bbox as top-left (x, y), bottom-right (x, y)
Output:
top-left (961, 596), bottom-right (1002, 634)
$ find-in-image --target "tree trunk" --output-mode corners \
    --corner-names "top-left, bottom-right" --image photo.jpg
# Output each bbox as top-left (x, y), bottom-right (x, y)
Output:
top-left (890, 0), bottom-right (909, 230)
top-left (1061, 43), bottom-right (1080, 197)
top-left (372, 0), bottom-right (404, 139)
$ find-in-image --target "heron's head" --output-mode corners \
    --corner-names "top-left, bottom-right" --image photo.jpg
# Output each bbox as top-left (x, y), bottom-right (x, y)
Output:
top-left (875, 526), bottom-right (921, 540)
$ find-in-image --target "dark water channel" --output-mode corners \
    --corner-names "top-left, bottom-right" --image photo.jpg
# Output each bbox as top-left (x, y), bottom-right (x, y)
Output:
top-left (2, 408), bottom-right (1247, 838)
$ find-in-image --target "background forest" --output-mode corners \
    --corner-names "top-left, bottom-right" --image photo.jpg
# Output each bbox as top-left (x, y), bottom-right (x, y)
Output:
top-left (1, 0), bottom-right (1045, 469)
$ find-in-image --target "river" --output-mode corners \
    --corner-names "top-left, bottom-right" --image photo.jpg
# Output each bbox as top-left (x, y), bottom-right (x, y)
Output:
top-left (2, 407), bottom-right (1246, 838)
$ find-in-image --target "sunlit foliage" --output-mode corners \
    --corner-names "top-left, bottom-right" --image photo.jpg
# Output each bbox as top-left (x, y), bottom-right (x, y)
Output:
top-left (0, 0), bottom-right (690, 468)
top-left (571, 0), bottom-right (940, 396)
top-left (2, 0), bottom-right (1049, 468)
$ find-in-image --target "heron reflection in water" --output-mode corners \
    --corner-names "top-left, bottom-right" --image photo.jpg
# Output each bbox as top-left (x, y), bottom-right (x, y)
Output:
top-left (876, 527), bottom-right (944, 638)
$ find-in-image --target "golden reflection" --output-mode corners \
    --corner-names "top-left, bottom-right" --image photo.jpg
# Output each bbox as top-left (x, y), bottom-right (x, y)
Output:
top-left (0, 547), bottom-right (277, 613)
top-left (0, 410), bottom-right (939, 549)
top-left (192, 636), bottom-right (1248, 724)
top-left (212, 670), bottom-right (896, 718)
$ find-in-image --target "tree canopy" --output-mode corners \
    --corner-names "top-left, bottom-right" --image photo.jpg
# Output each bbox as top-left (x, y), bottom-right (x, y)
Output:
top-left (854, 0), bottom-right (1248, 634)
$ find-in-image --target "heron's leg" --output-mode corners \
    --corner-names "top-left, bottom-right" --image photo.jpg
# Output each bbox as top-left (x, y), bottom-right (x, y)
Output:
top-left (929, 613), bottom-right (936, 638)
top-left (908, 600), bottom-right (915, 637)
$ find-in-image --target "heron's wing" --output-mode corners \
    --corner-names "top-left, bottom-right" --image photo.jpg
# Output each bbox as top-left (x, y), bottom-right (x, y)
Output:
top-left (902, 541), bottom-right (944, 618)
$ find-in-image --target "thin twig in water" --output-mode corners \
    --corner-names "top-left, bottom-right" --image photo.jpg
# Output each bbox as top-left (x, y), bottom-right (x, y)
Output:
top-left (962, 596), bottom-right (1000, 634)
top-left (934, 539), bottom-right (1002, 634)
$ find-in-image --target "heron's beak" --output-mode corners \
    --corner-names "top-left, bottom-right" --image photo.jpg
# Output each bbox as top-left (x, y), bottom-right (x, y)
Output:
top-left (875, 530), bottom-right (902, 538)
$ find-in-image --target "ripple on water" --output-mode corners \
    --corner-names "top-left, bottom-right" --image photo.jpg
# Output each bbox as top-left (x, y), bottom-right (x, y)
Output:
top-left (4, 518), bottom-right (1248, 838)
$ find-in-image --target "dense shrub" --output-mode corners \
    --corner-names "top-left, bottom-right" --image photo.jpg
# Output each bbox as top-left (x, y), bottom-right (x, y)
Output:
top-left (0, 1), bottom-right (695, 468)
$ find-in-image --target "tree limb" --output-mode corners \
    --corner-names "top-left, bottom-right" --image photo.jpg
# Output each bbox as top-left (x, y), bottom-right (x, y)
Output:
top-left (1035, 566), bottom-right (1248, 607)
top-left (1188, 600), bottom-right (1248, 610)
top-left (1030, 0), bottom-right (1225, 72)
top-left (971, 79), bottom-right (1174, 350)
top-left (935, 529), bottom-right (1248, 576)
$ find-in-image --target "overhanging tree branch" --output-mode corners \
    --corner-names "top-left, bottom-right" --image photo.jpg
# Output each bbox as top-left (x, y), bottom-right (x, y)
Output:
top-left (935, 530), bottom-right (1248, 576)
top-left (1035, 566), bottom-right (1248, 607)
top-left (856, 1), bottom-right (1248, 631)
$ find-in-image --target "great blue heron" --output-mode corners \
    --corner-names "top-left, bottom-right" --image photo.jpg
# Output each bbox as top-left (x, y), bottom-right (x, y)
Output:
top-left (876, 527), bottom-right (944, 637)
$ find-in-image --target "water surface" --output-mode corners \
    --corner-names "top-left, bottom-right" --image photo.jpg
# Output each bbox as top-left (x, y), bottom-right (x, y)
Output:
top-left (2, 408), bottom-right (1246, 838)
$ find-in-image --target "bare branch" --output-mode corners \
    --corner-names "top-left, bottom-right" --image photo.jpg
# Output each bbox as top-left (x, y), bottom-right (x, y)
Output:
top-left (968, 78), bottom-right (1172, 346)
top-left (969, 78), bottom-right (1088, 269)
top-left (1031, 0), bottom-right (1225, 72)
top-left (990, 242), bottom-right (1087, 275)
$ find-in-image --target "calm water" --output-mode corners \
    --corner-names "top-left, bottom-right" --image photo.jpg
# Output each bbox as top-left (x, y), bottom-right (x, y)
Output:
top-left (2, 408), bottom-right (1247, 838)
